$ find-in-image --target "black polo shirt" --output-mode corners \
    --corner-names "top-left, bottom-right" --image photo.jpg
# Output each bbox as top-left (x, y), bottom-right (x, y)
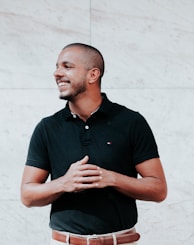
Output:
top-left (26, 93), bottom-right (159, 234)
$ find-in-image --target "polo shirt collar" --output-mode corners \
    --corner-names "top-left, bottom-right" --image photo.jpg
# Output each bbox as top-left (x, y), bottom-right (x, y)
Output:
top-left (63, 93), bottom-right (113, 121)
top-left (98, 93), bottom-right (113, 116)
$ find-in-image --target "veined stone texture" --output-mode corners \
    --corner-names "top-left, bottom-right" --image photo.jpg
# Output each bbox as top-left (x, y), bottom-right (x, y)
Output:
top-left (0, 0), bottom-right (194, 244)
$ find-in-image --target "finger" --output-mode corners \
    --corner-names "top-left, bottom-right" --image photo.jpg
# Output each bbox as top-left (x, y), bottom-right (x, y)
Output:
top-left (79, 155), bottom-right (89, 165)
top-left (78, 164), bottom-right (100, 172)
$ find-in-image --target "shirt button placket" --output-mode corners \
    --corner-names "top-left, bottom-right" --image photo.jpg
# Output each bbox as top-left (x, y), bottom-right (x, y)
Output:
top-left (83, 124), bottom-right (91, 145)
top-left (85, 125), bottom-right (89, 130)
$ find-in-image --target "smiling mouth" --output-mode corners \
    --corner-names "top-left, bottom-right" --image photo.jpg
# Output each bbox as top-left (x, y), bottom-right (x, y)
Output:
top-left (58, 82), bottom-right (66, 87)
top-left (57, 80), bottom-right (70, 87)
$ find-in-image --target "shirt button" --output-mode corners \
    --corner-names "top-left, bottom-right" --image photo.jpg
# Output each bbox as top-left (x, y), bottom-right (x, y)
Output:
top-left (85, 125), bottom-right (89, 129)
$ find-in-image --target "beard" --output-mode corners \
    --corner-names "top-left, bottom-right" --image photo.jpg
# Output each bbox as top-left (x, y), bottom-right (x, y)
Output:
top-left (59, 80), bottom-right (87, 101)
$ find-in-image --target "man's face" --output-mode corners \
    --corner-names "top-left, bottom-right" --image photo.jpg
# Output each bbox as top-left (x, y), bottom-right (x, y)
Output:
top-left (54, 47), bottom-right (89, 101)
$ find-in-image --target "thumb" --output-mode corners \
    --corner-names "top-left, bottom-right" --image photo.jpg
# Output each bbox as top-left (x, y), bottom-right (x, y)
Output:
top-left (79, 155), bottom-right (89, 164)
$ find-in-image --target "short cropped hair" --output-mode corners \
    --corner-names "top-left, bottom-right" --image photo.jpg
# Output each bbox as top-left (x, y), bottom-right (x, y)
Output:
top-left (63, 43), bottom-right (105, 79)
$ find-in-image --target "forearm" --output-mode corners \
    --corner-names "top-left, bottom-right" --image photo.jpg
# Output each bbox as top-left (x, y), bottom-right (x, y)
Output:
top-left (21, 157), bottom-right (103, 207)
top-left (21, 178), bottom-right (64, 207)
top-left (111, 172), bottom-right (167, 202)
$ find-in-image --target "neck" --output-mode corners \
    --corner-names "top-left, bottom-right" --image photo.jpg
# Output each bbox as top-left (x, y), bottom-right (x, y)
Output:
top-left (69, 92), bottom-right (102, 121)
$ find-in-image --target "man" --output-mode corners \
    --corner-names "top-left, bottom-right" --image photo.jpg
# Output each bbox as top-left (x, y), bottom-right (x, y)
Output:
top-left (21, 43), bottom-right (167, 245)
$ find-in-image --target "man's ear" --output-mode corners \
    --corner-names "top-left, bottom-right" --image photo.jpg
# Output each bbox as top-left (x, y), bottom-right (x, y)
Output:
top-left (87, 68), bottom-right (101, 84)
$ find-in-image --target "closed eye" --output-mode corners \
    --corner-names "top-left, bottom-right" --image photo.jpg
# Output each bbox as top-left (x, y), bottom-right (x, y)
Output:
top-left (56, 61), bottom-right (74, 70)
top-left (64, 64), bottom-right (73, 69)
top-left (63, 61), bottom-right (74, 69)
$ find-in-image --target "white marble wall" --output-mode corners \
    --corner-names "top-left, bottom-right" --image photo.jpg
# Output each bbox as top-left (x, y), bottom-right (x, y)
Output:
top-left (0, 0), bottom-right (194, 244)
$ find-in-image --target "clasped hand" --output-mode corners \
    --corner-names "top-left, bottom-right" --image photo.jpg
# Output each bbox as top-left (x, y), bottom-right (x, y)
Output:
top-left (59, 155), bottom-right (112, 193)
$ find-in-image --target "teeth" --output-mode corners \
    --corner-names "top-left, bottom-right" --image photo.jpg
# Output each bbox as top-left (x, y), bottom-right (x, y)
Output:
top-left (58, 82), bottom-right (66, 87)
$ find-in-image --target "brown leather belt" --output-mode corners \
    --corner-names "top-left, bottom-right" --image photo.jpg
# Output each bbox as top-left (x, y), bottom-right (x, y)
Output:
top-left (52, 229), bottom-right (140, 245)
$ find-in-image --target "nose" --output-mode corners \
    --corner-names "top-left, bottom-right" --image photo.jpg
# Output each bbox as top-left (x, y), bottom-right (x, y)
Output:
top-left (54, 66), bottom-right (64, 78)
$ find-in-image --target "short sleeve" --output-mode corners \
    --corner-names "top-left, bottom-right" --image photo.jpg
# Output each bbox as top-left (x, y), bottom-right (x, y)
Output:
top-left (131, 113), bottom-right (159, 165)
top-left (25, 120), bottom-right (51, 171)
